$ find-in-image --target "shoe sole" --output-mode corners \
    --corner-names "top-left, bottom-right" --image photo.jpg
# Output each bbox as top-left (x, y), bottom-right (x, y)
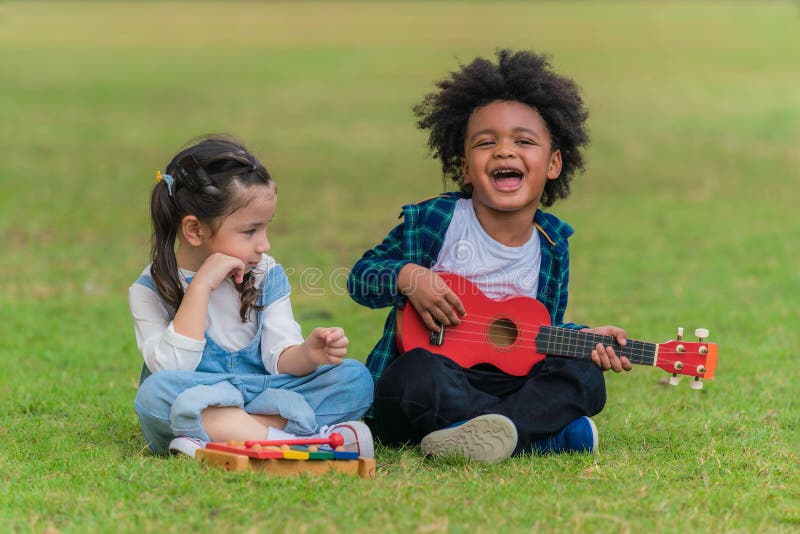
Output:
top-left (420, 414), bottom-right (517, 464)
top-left (168, 437), bottom-right (204, 458)
top-left (334, 422), bottom-right (375, 459)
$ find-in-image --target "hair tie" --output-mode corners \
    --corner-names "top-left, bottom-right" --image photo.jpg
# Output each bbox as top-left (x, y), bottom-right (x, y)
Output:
top-left (156, 170), bottom-right (175, 196)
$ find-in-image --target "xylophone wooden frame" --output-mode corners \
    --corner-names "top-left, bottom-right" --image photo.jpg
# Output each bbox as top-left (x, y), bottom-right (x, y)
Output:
top-left (195, 435), bottom-right (376, 479)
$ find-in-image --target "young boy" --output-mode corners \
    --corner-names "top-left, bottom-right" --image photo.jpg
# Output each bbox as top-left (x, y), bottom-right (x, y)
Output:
top-left (348, 50), bottom-right (632, 463)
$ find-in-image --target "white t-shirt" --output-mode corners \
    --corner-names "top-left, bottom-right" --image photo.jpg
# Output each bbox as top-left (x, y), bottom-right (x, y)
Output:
top-left (431, 198), bottom-right (541, 300)
top-left (129, 254), bottom-right (304, 375)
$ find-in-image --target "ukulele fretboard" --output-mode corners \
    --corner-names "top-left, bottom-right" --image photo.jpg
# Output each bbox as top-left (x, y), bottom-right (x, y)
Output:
top-left (535, 326), bottom-right (657, 367)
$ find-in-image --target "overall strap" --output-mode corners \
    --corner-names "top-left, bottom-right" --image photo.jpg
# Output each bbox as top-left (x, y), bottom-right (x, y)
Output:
top-left (134, 273), bottom-right (177, 384)
top-left (134, 274), bottom-right (177, 320)
top-left (259, 263), bottom-right (290, 308)
top-left (252, 262), bottom-right (291, 333)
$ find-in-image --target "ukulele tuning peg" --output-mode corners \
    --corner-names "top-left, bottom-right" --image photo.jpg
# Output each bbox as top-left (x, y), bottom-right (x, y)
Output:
top-left (669, 374), bottom-right (680, 386)
top-left (677, 327), bottom-right (684, 341)
top-left (689, 377), bottom-right (703, 390)
top-left (694, 328), bottom-right (709, 341)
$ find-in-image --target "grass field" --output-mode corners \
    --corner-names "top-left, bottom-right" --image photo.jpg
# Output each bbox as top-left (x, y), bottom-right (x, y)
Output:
top-left (1, 1), bottom-right (799, 532)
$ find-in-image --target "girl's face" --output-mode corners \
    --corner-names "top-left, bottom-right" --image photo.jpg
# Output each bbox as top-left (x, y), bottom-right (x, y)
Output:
top-left (201, 183), bottom-right (277, 271)
top-left (461, 100), bottom-right (562, 216)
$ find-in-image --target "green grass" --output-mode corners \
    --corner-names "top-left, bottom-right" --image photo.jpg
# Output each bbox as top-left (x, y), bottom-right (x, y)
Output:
top-left (1, 1), bottom-right (799, 532)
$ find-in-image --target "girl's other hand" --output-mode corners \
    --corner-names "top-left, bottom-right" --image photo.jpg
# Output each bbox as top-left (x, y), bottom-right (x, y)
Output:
top-left (398, 264), bottom-right (466, 332)
top-left (580, 326), bottom-right (632, 372)
top-left (193, 252), bottom-right (247, 290)
top-left (305, 327), bottom-right (348, 365)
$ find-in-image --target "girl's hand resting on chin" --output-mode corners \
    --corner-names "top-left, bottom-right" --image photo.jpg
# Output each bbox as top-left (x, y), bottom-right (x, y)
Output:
top-left (193, 253), bottom-right (247, 289)
top-left (172, 253), bottom-right (247, 340)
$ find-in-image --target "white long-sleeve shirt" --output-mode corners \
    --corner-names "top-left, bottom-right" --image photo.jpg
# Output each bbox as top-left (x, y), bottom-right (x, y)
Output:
top-left (129, 254), bottom-right (304, 375)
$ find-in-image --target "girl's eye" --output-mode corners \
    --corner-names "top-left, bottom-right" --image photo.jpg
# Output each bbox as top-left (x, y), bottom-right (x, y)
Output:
top-left (516, 139), bottom-right (534, 145)
top-left (244, 229), bottom-right (257, 235)
top-left (476, 140), bottom-right (494, 147)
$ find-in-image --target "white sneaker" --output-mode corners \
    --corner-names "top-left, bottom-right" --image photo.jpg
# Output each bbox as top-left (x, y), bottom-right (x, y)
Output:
top-left (319, 421), bottom-right (374, 459)
top-left (168, 437), bottom-right (206, 458)
top-left (420, 414), bottom-right (518, 464)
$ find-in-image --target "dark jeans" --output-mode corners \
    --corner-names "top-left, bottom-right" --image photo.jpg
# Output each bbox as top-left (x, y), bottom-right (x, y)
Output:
top-left (370, 348), bottom-right (607, 455)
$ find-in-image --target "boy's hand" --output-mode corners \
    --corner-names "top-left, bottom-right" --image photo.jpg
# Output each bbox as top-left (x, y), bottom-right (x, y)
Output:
top-left (580, 326), bottom-right (632, 372)
top-left (304, 327), bottom-right (348, 366)
top-left (193, 252), bottom-right (246, 290)
top-left (398, 264), bottom-right (466, 332)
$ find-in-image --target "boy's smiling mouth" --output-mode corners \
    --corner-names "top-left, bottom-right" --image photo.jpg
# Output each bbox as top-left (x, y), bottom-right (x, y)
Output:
top-left (490, 167), bottom-right (524, 191)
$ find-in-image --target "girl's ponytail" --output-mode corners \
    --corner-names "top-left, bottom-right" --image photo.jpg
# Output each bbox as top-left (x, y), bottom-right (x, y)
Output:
top-left (150, 179), bottom-right (183, 312)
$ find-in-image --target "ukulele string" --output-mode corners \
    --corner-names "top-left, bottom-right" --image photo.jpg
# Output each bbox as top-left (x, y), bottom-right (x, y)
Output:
top-left (423, 329), bottom-right (704, 364)
top-left (419, 322), bottom-right (706, 367)
top-left (453, 313), bottom-right (655, 347)
top-left (429, 330), bottom-right (656, 364)
top-left (449, 314), bottom-right (628, 342)
top-left (439, 317), bottom-right (655, 356)
top-left (434, 331), bottom-right (701, 357)
top-left (429, 333), bottom-right (704, 371)
top-left (448, 316), bottom-right (709, 359)
top-left (421, 336), bottom-right (654, 365)
top-left (437, 315), bottom-right (709, 359)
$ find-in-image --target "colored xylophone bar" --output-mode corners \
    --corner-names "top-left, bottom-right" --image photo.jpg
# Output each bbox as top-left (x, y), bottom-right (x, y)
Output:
top-left (195, 440), bottom-right (375, 478)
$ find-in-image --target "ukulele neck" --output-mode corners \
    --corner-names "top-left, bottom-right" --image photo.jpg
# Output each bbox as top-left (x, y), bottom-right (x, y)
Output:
top-left (535, 326), bottom-right (657, 367)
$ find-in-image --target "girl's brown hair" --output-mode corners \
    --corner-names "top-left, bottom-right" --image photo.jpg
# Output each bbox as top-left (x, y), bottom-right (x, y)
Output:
top-left (150, 135), bottom-right (273, 321)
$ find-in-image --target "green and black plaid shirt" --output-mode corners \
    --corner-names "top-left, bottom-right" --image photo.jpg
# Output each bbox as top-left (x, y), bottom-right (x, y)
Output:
top-left (347, 192), bottom-right (586, 387)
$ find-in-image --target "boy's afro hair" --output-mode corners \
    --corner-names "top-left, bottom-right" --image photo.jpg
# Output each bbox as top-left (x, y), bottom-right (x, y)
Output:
top-left (413, 49), bottom-right (589, 207)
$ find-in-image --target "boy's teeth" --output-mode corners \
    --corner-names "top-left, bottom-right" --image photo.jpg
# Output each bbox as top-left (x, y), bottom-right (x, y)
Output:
top-left (493, 169), bottom-right (522, 178)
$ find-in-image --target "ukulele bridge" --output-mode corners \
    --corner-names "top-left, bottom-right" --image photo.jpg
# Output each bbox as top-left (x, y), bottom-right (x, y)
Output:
top-left (429, 321), bottom-right (444, 346)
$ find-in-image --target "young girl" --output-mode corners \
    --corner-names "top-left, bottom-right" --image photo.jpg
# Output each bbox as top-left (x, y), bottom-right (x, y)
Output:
top-left (348, 50), bottom-right (631, 463)
top-left (131, 136), bottom-right (373, 458)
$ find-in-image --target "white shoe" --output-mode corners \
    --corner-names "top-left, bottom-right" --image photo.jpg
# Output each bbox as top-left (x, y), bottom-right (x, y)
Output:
top-left (168, 437), bottom-right (206, 458)
top-left (319, 421), bottom-right (374, 459)
top-left (420, 414), bottom-right (518, 464)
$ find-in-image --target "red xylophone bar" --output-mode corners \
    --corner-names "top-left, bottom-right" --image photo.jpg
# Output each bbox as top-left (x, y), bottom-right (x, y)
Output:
top-left (243, 432), bottom-right (344, 449)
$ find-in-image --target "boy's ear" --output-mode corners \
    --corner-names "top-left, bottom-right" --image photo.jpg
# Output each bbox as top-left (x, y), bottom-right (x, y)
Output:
top-left (181, 215), bottom-right (205, 247)
top-left (461, 157), bottom-right (471, 184)
top-left (547, 149), bottom-right (563, 180)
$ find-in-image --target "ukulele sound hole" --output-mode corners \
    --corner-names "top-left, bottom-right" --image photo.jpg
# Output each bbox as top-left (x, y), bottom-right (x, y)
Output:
top-left (487, 317), bottom-right (518, 349)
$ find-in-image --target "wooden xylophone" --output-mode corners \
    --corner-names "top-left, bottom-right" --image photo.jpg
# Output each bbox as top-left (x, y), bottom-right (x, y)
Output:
top-left (195, 433), bottom-right (376, 478)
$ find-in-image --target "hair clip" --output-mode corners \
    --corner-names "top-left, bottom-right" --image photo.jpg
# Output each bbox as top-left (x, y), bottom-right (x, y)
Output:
top-left (156, 170), bottom-right (175, 196)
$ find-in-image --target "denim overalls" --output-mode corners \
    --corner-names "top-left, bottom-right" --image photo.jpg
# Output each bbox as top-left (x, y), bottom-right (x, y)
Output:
top-left (133, 265), bottom-right (373, 455)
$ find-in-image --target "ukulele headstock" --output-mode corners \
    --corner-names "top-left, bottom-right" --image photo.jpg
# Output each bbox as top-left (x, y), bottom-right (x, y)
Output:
top-left (656, 328), bottom-right (718, 389)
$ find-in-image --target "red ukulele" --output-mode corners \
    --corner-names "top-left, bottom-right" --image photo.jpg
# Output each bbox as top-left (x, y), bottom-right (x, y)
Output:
top-left (396, 273), bottom-right (718, 389)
